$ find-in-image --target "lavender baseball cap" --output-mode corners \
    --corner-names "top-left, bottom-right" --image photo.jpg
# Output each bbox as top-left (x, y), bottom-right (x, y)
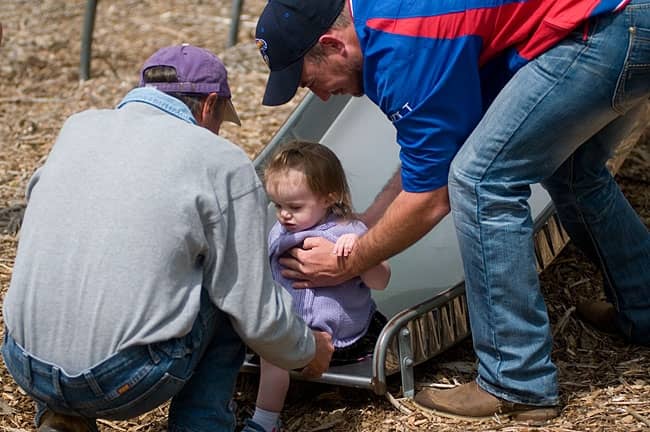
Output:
top-left (139, 44), bottom-right (241, 126)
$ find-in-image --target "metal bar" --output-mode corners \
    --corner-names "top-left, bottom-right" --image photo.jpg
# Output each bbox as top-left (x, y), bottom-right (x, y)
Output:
top-left (241, 356), bottom-right (375, 389)
top-left (80, 0), bottom-right (98, 81)
top-left (398, 327), bottom-right (415, 398)
top-left (371, 282), bottom-right (469, 395)
top-left (228, 0), bottom-right (244, 47)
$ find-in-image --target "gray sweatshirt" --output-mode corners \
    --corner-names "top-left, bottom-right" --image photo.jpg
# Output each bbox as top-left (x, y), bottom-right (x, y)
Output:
top-left (3, 89), bottom-right (315, 375)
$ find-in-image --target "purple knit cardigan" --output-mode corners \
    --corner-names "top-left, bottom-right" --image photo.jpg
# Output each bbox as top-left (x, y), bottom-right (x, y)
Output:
top-left (268, 216), bottom-right (376, 348)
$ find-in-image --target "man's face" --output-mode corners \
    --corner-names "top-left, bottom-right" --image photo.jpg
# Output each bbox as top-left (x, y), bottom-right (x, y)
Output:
top-left (300, 52), bottom-right (364, 101)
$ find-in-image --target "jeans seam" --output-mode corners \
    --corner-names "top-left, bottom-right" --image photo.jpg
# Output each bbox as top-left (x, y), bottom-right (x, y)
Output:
top-left (612, 11), bottom-right (636, 113)
top-left (474, 181), bottom-right (503, 381)
top-left (566, 155), bottom-right (620, 308)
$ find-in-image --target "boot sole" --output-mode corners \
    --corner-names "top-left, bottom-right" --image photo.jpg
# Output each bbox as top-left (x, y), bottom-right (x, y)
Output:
top-left (414, 401), bottom-right (559, 423)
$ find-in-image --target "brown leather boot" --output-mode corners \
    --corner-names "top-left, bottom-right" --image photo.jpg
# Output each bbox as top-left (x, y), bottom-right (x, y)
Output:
top-left (575, 300), bottom-right (618, 334)
top-left (414, 381), bottom-right (559, 421)
top-left (38, 411), bottom-right (93, 432)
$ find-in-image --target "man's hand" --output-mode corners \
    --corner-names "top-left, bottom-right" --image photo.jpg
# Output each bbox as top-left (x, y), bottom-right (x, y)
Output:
top-left (301, 330), bottom-right (334, 378)
top-left (279, 237), bottom-right (352, 288)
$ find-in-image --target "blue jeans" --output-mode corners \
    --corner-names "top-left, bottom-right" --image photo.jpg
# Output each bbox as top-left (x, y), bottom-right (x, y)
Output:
top-left (1, 291), bottom-right (245, 431)
top-left (448, 0), bottom-right (650, 406)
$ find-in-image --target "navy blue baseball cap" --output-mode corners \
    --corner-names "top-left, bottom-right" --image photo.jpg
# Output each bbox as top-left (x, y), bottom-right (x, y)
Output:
top-left (255, 0), bottom-right (346, 106)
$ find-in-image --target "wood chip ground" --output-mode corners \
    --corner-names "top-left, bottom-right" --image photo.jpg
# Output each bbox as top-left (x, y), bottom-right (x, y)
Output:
top-left (0, 2), bottom-right (648, 431)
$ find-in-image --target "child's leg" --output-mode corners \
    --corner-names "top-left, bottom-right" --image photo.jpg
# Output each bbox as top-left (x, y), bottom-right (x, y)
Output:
top-left (250, 358), bottom-right (290, 431)
top-left (257, 358), bottom-right (290, 411)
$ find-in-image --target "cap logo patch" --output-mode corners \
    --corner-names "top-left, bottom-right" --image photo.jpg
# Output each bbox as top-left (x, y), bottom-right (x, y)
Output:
top-left (256, 38), bottom-right (270, 68)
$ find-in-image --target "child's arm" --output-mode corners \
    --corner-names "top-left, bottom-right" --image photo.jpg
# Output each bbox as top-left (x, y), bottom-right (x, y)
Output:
top-left (333, 233), bottom-right (358, 257)
top-left (333, 232), bottom-right (391, 290)
top-left (360, 261), bottom-right (390, 291)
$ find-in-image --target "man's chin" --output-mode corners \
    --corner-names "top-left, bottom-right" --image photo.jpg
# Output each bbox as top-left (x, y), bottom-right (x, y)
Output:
top-left (352, 80), bottom-right (365, 97)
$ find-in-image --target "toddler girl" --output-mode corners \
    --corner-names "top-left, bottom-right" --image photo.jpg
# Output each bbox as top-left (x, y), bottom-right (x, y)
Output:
top-left (243, 140), bottom-right (390, 432)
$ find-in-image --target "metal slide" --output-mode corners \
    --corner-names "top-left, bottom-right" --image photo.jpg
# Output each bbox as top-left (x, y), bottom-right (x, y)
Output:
top-left (244, 93), bottom-right (650, 400)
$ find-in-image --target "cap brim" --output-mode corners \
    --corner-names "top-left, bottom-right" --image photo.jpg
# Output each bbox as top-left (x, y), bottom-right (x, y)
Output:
top-left (223, 98), bottom-right (241, 126)
top-left (262, 59), bottom-right (303, 106)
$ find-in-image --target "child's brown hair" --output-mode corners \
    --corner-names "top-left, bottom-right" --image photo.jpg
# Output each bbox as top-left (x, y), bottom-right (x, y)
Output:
top-left (263, 140), bottom-right (354, 219)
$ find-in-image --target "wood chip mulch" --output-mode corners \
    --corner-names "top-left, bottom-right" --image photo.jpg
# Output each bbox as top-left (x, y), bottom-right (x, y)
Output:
top-left (1, 2), bottom-right (648, 431)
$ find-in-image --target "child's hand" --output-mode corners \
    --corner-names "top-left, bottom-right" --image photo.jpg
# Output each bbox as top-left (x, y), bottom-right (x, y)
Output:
top-left (333, 233), bottom-right (358, 257)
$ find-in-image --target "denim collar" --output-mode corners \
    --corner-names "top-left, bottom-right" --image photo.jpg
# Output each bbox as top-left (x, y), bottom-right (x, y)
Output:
top-left (117, 87), bottom-right (198, 125)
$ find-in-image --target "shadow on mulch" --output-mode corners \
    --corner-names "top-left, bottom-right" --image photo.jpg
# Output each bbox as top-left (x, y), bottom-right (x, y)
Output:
top-left (0, 204), bottom-right (24, 235)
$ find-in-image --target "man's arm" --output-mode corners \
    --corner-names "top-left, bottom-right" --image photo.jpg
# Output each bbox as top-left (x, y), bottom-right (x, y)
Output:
top-left (280, 185), bottom-right (450, 288)
top-left (207, 161), bottom-right (332, 373)
top-left (359, 168), bottom-right (402, 228)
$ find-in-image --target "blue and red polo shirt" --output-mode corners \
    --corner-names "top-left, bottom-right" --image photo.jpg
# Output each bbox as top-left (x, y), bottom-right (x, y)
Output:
top-left (350, 0), bottom-right (628, 192)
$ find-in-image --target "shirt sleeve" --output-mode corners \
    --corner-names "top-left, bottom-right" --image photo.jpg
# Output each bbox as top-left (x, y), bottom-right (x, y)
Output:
top-left (202, 163), bottom-right (315, 370)
top-left (362, 28), bottom-right (485, 192)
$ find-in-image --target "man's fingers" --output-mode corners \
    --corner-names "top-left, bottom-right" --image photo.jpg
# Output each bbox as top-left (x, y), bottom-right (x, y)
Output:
top-left (302, 236), bottom-right (328, 249)
top-left (280, 267), bottom-right (306, 280)
top-left (302, 330), bottom-right (334, 378)
top-left (301, 366), bottom-right (320, 379)
top-left (278, 267), bottom-right (312, 288)
top-left (281, 247), bottom-right (302, 260)
top-left (293, 281), bottom-right (311, 289)
top-left (278, 253), bottom-right (303, 270)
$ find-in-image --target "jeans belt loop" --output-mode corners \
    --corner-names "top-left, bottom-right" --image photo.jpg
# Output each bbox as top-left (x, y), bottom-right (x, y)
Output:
top-left (51, 366), bottom-right (68, 407)
top-left (148, 344), bottom-right (161, 365)
top-left (83, 370), bottom-right (105, 398)
top-left (21, 347), bottom-right (33, 388)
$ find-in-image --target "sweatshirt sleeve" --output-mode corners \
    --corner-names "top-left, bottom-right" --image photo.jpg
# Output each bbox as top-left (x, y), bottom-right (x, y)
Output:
top-left (202, 163), bottom-right (315, 370)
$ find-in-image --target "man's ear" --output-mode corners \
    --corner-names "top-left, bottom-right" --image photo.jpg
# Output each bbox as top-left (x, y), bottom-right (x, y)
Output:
top-left (318, 33), bottom-right (346, 55)
top-left (201, 93), bottom-right (218, 120)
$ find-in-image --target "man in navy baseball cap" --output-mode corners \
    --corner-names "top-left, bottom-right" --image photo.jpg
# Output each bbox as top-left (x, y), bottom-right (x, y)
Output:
top-left (255, 0), bottom-right (345, 106)
top-left (255, 0), bottom-right (650, 425)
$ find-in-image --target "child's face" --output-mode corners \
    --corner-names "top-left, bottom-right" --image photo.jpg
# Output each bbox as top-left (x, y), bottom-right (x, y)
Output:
top-left (266, 168), bottom-right (331, 232)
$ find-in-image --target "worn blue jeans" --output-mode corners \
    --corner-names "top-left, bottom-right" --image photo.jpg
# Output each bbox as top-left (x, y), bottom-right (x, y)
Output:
top-left (1, 291), bottom-right (245, 431)
top-left (448, 0), bottom-right (650, 406)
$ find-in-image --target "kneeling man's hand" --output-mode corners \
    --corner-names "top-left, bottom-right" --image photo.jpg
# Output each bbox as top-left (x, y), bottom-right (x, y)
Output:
top-left (301, 331), bottom-right (334, 378)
